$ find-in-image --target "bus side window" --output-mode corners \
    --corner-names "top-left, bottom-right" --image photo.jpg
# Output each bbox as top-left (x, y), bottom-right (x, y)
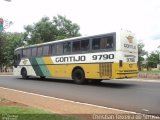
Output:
top-left (56, 43), bottom-right (63, 55)
top-left (104, 36), bottom-right (113, 49)
top-left (31, 47), bottom-right (37, 57)
top-left (22, 49), bottom-right (27, 58)
top-left (51, 44), bottom-right (56, 55)
top-left (43, 45), bottom-right (49, 56)
top-left (81, 39), bottom-right (89, 51)
top-left (26, 48), bottom-right (31, 58)
top-left (101, 37), bottom-right (108, 49)
top-left (63, 42), bottom-right (71, 54)
top-left (92, 38), bottom-right (100, 50)
top-left (37, 46), bottom-right (43, 57)
top-left (72, 41), bottom-right (80, 52)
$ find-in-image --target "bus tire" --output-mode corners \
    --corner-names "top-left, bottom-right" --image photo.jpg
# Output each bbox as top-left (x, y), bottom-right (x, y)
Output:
top-left (21, 68), bottom-right (29, 79)
top-left (72, 68), bottom-right (86, 84)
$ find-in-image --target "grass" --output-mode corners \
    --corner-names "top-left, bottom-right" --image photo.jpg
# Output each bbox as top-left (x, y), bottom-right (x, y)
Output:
top-left (139, 69), bottom-right (160, 74)
top-left (0, 106), bottom-right (79, 120)
top-left (0, 106), bottom-right (50, 114)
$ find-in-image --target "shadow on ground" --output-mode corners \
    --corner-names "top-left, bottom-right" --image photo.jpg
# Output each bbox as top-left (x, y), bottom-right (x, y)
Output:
top-left (17, 77), bottom-right (136, 89)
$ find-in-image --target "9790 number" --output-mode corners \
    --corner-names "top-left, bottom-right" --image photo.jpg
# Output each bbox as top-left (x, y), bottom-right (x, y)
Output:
top-left (92, 54), bottom-right (114, 60)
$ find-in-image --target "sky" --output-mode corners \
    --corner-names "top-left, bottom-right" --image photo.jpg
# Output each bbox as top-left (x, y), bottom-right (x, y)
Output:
top-left (0, 0), bottom-right (160, 53)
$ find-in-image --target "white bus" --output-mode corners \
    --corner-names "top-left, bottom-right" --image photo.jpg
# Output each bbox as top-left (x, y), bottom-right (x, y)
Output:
top-left (14, 29), bottom-right (138, 84)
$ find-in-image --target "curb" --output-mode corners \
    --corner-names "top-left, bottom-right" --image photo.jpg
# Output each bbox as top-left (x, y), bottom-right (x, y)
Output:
top-left (116, 78), bottom-right (160, 83)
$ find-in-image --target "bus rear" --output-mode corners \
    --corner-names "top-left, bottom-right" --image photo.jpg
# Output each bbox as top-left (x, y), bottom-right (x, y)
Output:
top-left (113, 29), bottom-right (138, 78)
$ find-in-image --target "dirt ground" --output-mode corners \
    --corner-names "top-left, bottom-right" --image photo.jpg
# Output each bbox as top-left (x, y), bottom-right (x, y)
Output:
top-left (0, 98), bottom-right (27, 107)
top-left (0, 98), bottom-right (28, 107)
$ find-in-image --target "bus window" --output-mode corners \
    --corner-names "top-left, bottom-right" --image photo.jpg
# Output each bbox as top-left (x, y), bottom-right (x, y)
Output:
top-left (13, 55), bottom-right (17, 67)
top-left (51, 44), bottom-right (56, 55)
top-left (16, 49), bottom-right (22, 59)
top-left (43, 45), bottom-right (49, 56)
top-left (31, 47), bottom-right (37, 57)
top-left (92, 36), bottom-right (114, 50)
top-left (81, 39), bottom-right (89, 51)
top-left (72, 41), bottom-right (80, 52)
top-left (102, 36), bottom-right (113, 49)
top-left (63, 42), bottom-right (71, 54)
top-left (56, 43), bottom-right (63, 54)
top-left (37, 46), bottom-right (43, 56)
top-left (17, 54), bottom-right (21, 61)
top-left (92, 38), bottom-right (100, 50)
top-left (26, 48), bottom-right (31, 58)
top-left (101, 37), bottom-right (108, 49)
top-left (14, 49), bottom-right (22, 67)
top-left (22, 49), bottom-right (27, 58)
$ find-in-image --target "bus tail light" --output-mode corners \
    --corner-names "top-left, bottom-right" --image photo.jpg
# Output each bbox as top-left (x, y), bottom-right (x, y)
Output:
top-left (119, 60), bottom-right (123, 68)
top-left (129, 64), bottom-right (133, 68)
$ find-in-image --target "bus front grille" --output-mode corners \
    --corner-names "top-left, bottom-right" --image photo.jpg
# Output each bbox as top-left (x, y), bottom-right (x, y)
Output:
top-left (99, 63), bottom-right (112, 77)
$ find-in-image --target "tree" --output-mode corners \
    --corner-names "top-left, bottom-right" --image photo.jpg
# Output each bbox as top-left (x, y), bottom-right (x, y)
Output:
top-left (24, 17), bottom-right (57, 44)
top-left (53, 15), bottom-right (81, 40)
top-left (138, 42), bottom-right (147, 71)
top-left (0, 15), bottom-right (81, 68)
top-left (0, 32), bottom-right (24, 68)
top-left (24, 15), bottom-right (81, 45)
top-left (146, 51), bottom-right (160, 70)
top-left (0, 33), bottom-right (6, 69)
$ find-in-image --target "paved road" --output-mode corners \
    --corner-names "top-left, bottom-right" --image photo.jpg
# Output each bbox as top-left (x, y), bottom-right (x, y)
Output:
top-left (0, 76), bottom-right (160, 115)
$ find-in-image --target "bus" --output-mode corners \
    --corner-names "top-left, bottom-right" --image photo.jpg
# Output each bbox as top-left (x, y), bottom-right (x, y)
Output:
top-left (13, 29), bottom-right (138, 84)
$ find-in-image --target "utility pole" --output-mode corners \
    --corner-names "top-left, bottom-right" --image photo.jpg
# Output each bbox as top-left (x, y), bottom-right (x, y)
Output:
top-left (158, 46), bottom-right (160, 70)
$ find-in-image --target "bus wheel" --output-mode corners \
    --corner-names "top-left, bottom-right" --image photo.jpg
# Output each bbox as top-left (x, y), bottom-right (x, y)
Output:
top-left (21, 68), bottom-right (29, 79)
top-left (72, 68), bottom-right (86, 84)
